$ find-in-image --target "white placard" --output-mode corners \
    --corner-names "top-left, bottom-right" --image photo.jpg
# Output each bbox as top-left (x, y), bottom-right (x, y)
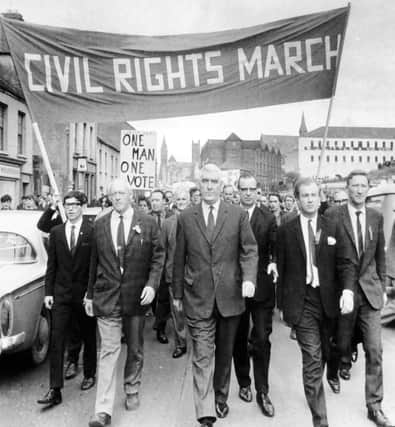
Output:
top-left (120, 130), bottom-right (157, 190)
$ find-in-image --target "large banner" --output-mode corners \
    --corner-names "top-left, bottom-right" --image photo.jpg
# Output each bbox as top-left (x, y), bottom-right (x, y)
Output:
top-left (0, 7), bottom-right (348, 124)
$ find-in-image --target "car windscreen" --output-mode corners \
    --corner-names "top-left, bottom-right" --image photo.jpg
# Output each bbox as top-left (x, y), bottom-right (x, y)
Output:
top-left (0, 232), bottom-right (37, 265)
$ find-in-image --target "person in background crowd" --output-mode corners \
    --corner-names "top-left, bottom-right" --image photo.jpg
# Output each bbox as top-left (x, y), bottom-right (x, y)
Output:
top-left (333, 190), bottom-right (348, 206)
top-left (284, 194), bottom-right (297, 213)
top-left (165, 190), bottom-right (174, 210)
top-left (233, 173), bottom-right (277, 418)
top-left (150, 189), bottom-right (173, 344)
top-left (37, 191), bottom-right (97, 408)
top-left (276, 177), bottom-right (354, 427)
top-left (260, 193), bottom-right (269, 208)
top-left (23, 194), bottom-right (38, 210)
top-left (173, 163), bottom-right (258, 427)
top-left (232, 191), bottom-right (240, 205)
top-left (190, 187), bottom-right (201, 205)
top-left (0, 194), bottom-right (12, 210)
top-left (161, 187), bottom-right (189, 358)
top-left (99, 195), bottom-right (112, 209)
top-left (85, 179), bottom-right (164, 427)
top-left (268, 193), bottom-right (285, 226)
top-left (325, 170), bottom-right (393, 427)
top-left (137, 195), bottom-right (151, 214)
top-left (222, 184), bottom-right (234, 204)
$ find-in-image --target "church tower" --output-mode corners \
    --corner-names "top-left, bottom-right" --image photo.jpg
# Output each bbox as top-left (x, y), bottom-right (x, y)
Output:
top-left (299, 112), bottom-right (308, 136)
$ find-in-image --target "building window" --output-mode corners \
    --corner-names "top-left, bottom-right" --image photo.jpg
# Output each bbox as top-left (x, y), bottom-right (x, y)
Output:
top-left (0, 103), bottom-right (6, 151)
top-left (326, 155), bottom-right (330, 162)
top-left (383, 156), bottom-right (386, 162)
top-left (343, 156), bottom-right (346, 162)
top-left (104, 152), bottom-right (107, 176)
top-left (99, 149), bottom-right (102, 171)
top-left (17, 111), bottom-right (26, 155)
top-left (367, 156), bottom-right (370, 162)
top-left (375, 141), bottom-right (378, 150)
top-left (334, 155), bottom-right (338, 162)
top-left (375, 156), bottom-right (378, 162)
top-left (351, 156), bottom-right (354, 162)
top-left (82, 123), bottom-right (87, 156)
top-left (310, 141), bottom-right (314, 149)
top-left (310, 155), bottom-right (314, 162)
top-left (359, 156), bottom-right (362, 162)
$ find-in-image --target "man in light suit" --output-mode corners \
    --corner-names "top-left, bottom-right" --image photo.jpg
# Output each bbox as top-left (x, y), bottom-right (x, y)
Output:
top-left (232, 173), bottom-right (277, 416)
top-left (325, 170), bottom-right (394, 427)
top-left (173, 164), bottom-right (258, 427)
top-left (276, 177), bottom-right (354, 427)
top-left (85, 179), bottom-right (164, 427)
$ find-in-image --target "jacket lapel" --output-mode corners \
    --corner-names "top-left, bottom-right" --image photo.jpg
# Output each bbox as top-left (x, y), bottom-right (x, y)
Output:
top-left (341, 205), bottom-right (358, 258)
top-left (194, 203), bottom-right (211, 245)
top-left (294, 216), bottom-right (307, 262)
top-left (360, 208), bottom-right (374, 272)
top-left (104, 212), bottom-right (117, 257)
top-left (126, 209), bottom-right (141, 246)
top-left (61, 223), bottom-right (70, 254)
top-left (71, 219), bottom-right (88, 257)
top-left (212, 201), bottom-right (228, 244)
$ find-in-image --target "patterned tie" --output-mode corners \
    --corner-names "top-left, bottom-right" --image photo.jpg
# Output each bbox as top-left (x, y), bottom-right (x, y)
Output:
top-left (308, 219), bottom-right (317, 285)
top-left (117, 215), bottom-right (125, 273)
top-left (207, 205), bottom-right (215, 241)
top-left (356, 211), bottom-right (364, 258)
top-left (70, 225), bottom-right (76, 254)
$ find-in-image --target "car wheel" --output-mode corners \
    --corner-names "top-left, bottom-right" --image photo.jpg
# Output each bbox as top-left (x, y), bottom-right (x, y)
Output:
top-left (30, 310), bottom-right (50, 365)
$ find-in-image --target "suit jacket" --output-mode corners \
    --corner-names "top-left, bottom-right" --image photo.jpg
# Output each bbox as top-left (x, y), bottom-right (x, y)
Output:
top-left (37, 207), bottom-right (63, 233)
top-left (172, 201), bottom-right (258, 319)
top-left (45, 218), bottom-right (93, 304)
top-left (86, 209), bottom-right (165, 317)
top-left (325, 204), bottom-right (386, 309)
top-left (162, 213), bottom-right (178, 285)
top-left (249, 206), bottom-right (277, 306)
top-left (276, 214), bottom-right (354, 326)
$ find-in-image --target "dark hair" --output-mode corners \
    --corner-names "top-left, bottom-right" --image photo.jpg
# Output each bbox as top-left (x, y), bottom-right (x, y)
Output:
top-left (24, 194), bottom-right (35, 201)
top-left (284, 194), bottom-right (295, 202)
top-left (138, 195), bottom-right (151, 209)
top-left (189, 187), bottom-right (200, 198)
top-left (268, 192), bottom-right (282, 202)
top-left (151, 189), bottom-right (165, 200)
top-left (346, 169), bottom-right (370, 186)
top-left (99, 195), bottom-right (112, 207)
top-left (1, 194), bottom-right (12, 203)
top-left (293, 177), bottom-right (318, 199)
top-left (63, 190), bottom-right (87, 205)
top-left (237, 172), bottom-right (256, 189)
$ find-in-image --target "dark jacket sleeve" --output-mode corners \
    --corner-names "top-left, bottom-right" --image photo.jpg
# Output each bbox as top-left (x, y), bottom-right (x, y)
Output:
top-left (86, 223), bottom-right (98, 300)
top-left (268, 214), bottom-right (277, 263)
top-left (376, 214), bottom-right (386, 290)
top-left (44, 228), bottom-right (58, 297)
top-left (275, 224), bottom-right (286, 310)
top-left (145, 218), bottom-right (165, 291)
top-left (37, 207), bottom-right (63, 233)
top-left (239, 210), bottom-right (258, 284)
top-left (334, 220), bottom-right (356, 293)
top-left (172, 214), bottom-right (187, 299)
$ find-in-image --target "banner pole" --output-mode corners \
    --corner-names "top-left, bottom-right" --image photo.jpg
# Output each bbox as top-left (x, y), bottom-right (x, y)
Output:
top-left (32, 122), bottom-right (67, 222)
top-left (316, 2), bottom-right (351, 178)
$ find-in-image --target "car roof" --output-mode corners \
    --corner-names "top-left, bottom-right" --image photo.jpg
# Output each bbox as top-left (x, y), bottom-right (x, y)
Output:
top-left (0, 210), bottom-right (46, 241)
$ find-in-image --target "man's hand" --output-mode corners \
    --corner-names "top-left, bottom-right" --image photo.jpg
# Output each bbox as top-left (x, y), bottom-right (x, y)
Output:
top-left (84, 298), bottom-right (94, 317)
top-left (383, 292), bottom-right (388, 306)
top-left (140, 286), bottom-right (155, 305)
top-left (340, 289), bottom-right (354, 315)
top-left (267, 262), bottom-right (278, 283)
top-left (44, 296), bottom-right (54, 310)
top-left (242, 281), bottom-right (255, 298)
top-left (173, 298), bottom-right (183, 312)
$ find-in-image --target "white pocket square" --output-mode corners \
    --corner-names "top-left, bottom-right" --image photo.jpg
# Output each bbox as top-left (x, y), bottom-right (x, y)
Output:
top-left (327, 236), bottom-right (336, 245)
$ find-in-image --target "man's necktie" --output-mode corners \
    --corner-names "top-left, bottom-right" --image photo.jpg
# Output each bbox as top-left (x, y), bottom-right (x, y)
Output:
top-left (207, 205), bottom-right (215, 241)
top-left (70, 225), bottom-right (76, 254)
top-left (156, 213), bottom-right (162, 230)
top-left (117, 215), bottom-right (125, 273)
top-left (356, 211), bottom-right (364, 258)
top-left (308, 219), bottom-right (317, 285)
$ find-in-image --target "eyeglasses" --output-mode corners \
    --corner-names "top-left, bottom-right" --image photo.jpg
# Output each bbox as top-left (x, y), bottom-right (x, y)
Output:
top-left (239, 187), bottom-right (257, 192)
top-left (64, 202), bottom-right (81, 208)
top-left (334, 199), bottom-right (348, 204)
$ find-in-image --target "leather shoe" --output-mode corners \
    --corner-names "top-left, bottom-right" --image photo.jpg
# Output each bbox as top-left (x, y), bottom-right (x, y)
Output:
top-left (215, 401), bottom-right (229, 418)
top-left (367, 408), bottom-right (394, 427)
top-left (172, 346), bottom-right (187, 358)
top-left (257, 392), bottom-right (275, 417)
top-left (88, 412), bottom-right (111, 427)
top-left (327, 377), bottom-right (340, 394)
top-left (81, 376), bottom-right (96, 391)
top-left (339, 368), bottom-right (351, 381)
top-left (239, 385), bottom-right (253, 402)
top-left (64, 362), bottom-right (78, 380)
top-left (125, 393), bottom-right (140, 411)
top-left (156, 330), bottom-right (169, 344)
top-left (37, 388), bottom-right (62, 406)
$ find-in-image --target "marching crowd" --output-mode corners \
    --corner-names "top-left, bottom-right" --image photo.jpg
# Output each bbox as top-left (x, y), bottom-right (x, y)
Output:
top-left (12, 164), bottom-right (393, 427)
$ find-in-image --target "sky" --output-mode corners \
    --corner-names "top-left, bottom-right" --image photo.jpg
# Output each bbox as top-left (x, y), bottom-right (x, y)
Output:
top-left (4, 0), bottom-right (395, 161)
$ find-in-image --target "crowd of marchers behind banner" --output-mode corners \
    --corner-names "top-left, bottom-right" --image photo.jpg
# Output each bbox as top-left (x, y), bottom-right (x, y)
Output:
top-left (2, 170), bottom-right (395, 427)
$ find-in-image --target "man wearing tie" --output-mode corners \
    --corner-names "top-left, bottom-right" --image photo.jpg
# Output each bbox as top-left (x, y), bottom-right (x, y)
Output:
top-left (325, 170), bottom-right (393, 427)
top-left (232, 173), bottom-right (278, 417)
top-left (173, 164), bottom-right (258, 427)
top-left (85, 179), bottom-right (164, 427)
top-left (276, 177), bottom-right (354, 427)
top-left (37, 191), bottom-right (97, 407)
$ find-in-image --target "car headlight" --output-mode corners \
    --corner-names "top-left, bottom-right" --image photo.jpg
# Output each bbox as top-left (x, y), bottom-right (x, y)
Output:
top-left (0, 298), bottom-right (13, 337)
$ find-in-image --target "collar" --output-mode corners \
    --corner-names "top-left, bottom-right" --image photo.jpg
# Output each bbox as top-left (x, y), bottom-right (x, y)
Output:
top-left (67, 216), bottom-right (83, 228)
top-left (347, 202), bottom-right (366, 216)
top-left (300, 213), bottom-right (318, 228)
top-left (113, 206), bottom-right (133, 220)
top-left (202, 199), bottom-right (220, 211)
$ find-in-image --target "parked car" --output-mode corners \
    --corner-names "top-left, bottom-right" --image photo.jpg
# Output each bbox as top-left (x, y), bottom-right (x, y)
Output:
top-left (0, 211), bottom-right (50, 364)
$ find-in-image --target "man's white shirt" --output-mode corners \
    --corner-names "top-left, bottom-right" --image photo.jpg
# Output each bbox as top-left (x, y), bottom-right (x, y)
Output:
top-left (202, 200), bottom-right (220, 226)
top-left (65, 217), bottom-right (83, 250)
top-left (347, 203), bottom-right (366, 256)
top-left (110, 206), bottom-right (133, 251)
top-left (300, 214), bottom-right (320, 287)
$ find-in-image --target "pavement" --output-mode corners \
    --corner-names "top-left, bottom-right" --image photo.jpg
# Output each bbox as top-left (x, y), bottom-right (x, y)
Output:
top-left (1, 312), bottom-right (395, 427)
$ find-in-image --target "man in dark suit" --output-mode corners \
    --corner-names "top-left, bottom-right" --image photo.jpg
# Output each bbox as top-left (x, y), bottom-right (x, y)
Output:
top-left (37, 191), bottom-right (97, 408)
top-left (173, 164), bottom-right (258, 427)
top-left (85, 179), bottom-right (164, 427)
top-left (325, 170), bottom-right (393, 427)
top-left (232, 173), bottom-right (277, 416)
top-left (276, 177), bottom-right (354, 427)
